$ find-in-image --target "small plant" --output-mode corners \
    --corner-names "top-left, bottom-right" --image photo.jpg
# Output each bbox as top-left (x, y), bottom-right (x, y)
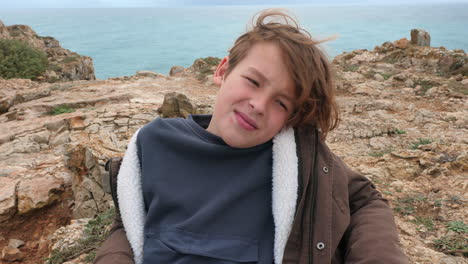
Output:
top-left (368, 148), bottom-right (393, 157)
top-left (446, 221), bottom-right (468, 234)
top-left (343, 64), bottom-right (359, 72)
top-left (395, 128), bottom-right (407, 135)
top-left (413, 79), bottom-right (437, 95)
top-left (443, 116), bottom-right (457, 122)
top-left (433, 235), bottom-right (468, 255)
top-left (50, 105), bottom-right (75, 115)
top-left (380, 73), bottom-right (392, 80)
top-left (62, 56), bottom-right (79, 63)
top-left (44, 208), bottom-right (115, 264)
top-left (412, 216), bottom-right (435, 231)
top-left (410, 138), bottom-right (433, 150)
top-left (394, 194), bottom-right (427, 216)
top-left (363, 70), bottom-right (376, 79)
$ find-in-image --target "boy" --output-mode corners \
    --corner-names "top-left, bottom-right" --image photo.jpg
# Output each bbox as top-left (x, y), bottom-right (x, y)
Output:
top-left (95, 9), bottom-right (408, 264)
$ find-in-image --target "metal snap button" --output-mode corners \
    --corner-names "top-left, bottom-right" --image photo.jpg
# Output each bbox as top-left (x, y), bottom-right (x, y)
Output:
top-left (316, 242), bottom-right (325, 250)
top-left (322, 166), bottom-right (329, 173)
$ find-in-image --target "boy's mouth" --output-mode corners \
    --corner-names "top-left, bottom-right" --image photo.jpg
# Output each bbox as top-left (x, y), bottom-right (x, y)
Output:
top-left (234, 111), bottom-right (258, 131)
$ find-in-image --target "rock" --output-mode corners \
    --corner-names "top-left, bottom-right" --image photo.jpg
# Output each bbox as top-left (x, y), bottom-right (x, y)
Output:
top-left (461, 79), bottom-right (468, 85)
top-left (17, 177), bottom-right (65, 214)
top-left (393, 73), bottom-right (408, 82)
top-left (0, 21), bottom-right (95, 81)
top-left (405, 79), bottom-right (414, 87)
top-left (136, 71), bottom-right (161, 78)
top-left (50, 131), bottom-right (70, 146)
top-left (439, 256), bottom-right (466, 264)
top-left (391, 150), bottom-right (421, 159)
top-left (369, 136), bottom-right (392, 149)
top-left (69, 116), bottom-right (86, 130)
top-left (1, 246), bottom-right (23, 261)
top-left (374, 73), bottom-right (384, 81)
top-left (169, 66), bottom-right (185, 76)
top-left (45, 119), bottom-right (68, 131)
top-left (49, 218), bottom-right (91, 252)
top-left (29, 130), bottom-right (50, 144)
top-left (157, 92), bottom-right (195, 118)
top-left (8, 239), bottom-right (25, 249)
top-left (411, 29), bottom-right (431, 46)
top-left (394, 38), bottom-right (409, 49)
top-left (0, 178), bottom-right (17, 222)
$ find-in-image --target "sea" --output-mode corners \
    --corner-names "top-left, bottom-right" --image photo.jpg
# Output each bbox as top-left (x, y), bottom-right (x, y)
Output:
top-left (1, 3), bottom-right (467, 79)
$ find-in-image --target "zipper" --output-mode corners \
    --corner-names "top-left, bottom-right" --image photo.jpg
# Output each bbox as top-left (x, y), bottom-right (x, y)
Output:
top-left (308, 131), bottom-right (319, 264)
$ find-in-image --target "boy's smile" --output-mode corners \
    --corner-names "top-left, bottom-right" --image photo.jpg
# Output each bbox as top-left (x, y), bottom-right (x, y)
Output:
top-left (207, 41), bottom-right (296, 148)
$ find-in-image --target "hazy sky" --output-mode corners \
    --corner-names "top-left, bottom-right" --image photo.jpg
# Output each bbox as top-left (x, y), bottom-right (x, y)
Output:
top-left (3, 0), bottom-right (468, 8)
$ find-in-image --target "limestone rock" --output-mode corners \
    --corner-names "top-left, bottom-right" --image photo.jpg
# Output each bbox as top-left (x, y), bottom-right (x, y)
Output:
top-left (17, 177), bottom-right (65, 214)
top-left (8, 239), bottom-right (25, 249)
top-left (411, 29), bottom-right (431, 46)
top-left (49, 218), bottom-right (91, 252)
top-left (394, 38), bottom-right (409, 49)
top-left (0, 20), bottom-right (95, 81)
top-left (169, 66), bottom-right (185, 76)
top-left (136, 70), bottom-right (161, 78)
top-left (369, 136), bottom-right (392, 149)
top-left (158, 92), bottom-right (195, 118)
top-left (0, 178), bottom-right (17, 222)
top-left (1, 246), bottom-right (23, 261)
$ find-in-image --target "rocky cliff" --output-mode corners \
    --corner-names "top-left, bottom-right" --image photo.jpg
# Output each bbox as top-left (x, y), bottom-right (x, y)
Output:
top-left (0, 20), bottom-right (95, 82)
top-left (0, 31), bottom-right (466, 263)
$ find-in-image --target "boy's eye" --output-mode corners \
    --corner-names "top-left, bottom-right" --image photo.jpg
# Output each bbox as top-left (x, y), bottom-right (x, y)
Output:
top-left (245, 77), bottom-right (259, 87)
top-left (276, 100), bottom-right (288, 111)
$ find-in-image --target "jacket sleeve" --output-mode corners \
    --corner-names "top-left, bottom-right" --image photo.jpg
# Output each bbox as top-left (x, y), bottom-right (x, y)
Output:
top-left (343, 166), bottom-right (409, 264)
top-left (94, 209), bottom-right (135, 264)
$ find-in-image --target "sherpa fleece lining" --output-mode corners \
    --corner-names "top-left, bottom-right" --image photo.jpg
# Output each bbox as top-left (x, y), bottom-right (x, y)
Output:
top-left (117, 127), bottom-right (298, 264)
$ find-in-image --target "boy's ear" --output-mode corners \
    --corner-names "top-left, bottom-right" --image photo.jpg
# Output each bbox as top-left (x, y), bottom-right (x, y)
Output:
top-left (213, 56), bottom-right (229, 86)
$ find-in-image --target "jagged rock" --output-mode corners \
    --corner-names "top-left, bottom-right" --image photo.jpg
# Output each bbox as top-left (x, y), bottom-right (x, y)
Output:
top-left (50, 131), bottom-right (70, 146)
top-left (439, 256), bottom-right (467, 264)
top-left (8, 239), bottom-right (25, 249)
top-left (0, 20), bottom-right (95, 82)
top-left (169, 66), bottom-right (185, 76)
top-left (136, 70), bottom-right (162, 78)
top-left (158, 92), bottom-right (195, 118)
top-left (369, 136), bottom-right (392, 149)
top-left (17, 176), bottom-right (65, 214)
top-left (1, 246), bottom-right (23, 261)
top-left (411, 29), bottom-right (431, 46)
top-left (49, 218), bottom-right (91, 252)
top-left (394, 38), bottom-right (409, 49)
top-left (0, 178), bottom-right (17, 222)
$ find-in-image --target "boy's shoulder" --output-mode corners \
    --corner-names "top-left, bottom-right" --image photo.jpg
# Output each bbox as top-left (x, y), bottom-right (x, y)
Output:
top-left (139, 116), bottom-right (186, 135)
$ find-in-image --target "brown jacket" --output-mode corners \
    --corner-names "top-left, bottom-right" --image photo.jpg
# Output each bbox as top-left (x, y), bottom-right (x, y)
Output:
top-left (95, 125), bottom-right (408, 264)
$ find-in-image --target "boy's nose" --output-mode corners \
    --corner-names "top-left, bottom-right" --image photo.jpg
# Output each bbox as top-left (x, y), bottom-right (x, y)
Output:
top-left (249, 96), bottom-right (268, 115)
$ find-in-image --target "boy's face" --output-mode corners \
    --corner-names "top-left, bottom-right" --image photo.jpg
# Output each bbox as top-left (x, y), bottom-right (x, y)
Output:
top-left (207, 41), bottom-right (296, 148)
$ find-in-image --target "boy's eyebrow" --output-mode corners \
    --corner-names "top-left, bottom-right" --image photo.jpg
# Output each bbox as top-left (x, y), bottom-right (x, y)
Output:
top-left (247, 67), bottom-right (295, 103)
top-left (246, 67), bottom-right (268, 83)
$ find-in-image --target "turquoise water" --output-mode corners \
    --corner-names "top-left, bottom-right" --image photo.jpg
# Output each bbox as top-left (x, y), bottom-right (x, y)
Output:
top-left (1, 4), bottom-right (467, 79)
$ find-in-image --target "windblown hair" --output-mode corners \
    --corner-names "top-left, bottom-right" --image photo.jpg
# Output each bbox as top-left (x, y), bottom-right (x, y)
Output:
top-left (226, 9), bottom-right (340, 139)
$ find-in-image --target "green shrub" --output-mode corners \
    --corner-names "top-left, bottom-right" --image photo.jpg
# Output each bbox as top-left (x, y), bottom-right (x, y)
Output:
top-left (0, 38), bottom-right (48, 79)
top-left (410, 138), bottom-right (433, 149)
top-left (446, 221), bottom-right (468, 234)
top-left (50, 105), bottom-right (75, 115)
top-left (395, 128), bottom-right (407, 135)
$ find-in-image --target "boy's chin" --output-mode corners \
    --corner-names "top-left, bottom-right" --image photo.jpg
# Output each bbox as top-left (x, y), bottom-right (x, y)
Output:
top-left (222, 134), bottom-right (270, 149)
